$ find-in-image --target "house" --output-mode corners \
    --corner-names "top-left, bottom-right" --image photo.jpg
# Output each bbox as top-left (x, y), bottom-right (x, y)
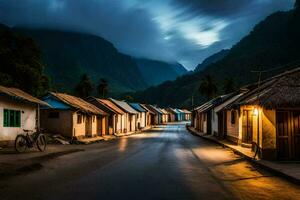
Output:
top-left (193, 100), bottom-right (214, 134)
top-left (177, 109), bottom-right (186, 121)
top-left (0, 85), bottom-right (49, 145)
top-left (129, 103), bottom-right (147, 130)
top-left (144, 105), bottom-right (163, 125)
top-left (193, 95), bottom-right (231, 135)
top-left (211, 94), bottom-right (237, 136)
top-left (230, 68), bottom-right (300, 160)
top-left (174, 109), bottom-right (184, 121)
top-left (86, 97), bottom-right (125, 135)
top-left (213, 91), bottom-right (248, 141)
top-left (160, 109), bottom-right (170, 123)
top-left (41, 92), bottom-right (107, 139)
top-left (181, 109), bottom-right (192, 121)
top-left (109, 98), bottom-right (139, 133)
top-left (140, 104), bottom-right (155, 127)
top-left (165, 108), bottom-right (177, 122)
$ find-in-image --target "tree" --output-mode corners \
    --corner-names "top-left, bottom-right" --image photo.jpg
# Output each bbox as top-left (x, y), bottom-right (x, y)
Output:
top-left (97, 78), bottom-right (108, 98)
top-left (198, 75), bottom-right (217, 100)
top-left (74, 74), bottom-right (93, 98)
top-left (222, 78), bottom-right (236, 94)
top-left (0, 27), bottom-right (50, 96)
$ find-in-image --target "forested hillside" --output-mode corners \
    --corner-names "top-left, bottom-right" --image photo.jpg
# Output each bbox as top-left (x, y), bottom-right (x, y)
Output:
top-left (135, 58), bottom-right (187, 86)
top-left (15, 28), bottom-right (148, 95)
top-left (194, 49), bottom-right (229, 71)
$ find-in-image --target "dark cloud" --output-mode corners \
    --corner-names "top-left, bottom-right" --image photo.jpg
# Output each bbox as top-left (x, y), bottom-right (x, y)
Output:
top-left (174, 0), bottom-right (251, 16)
top-left (0, 0), bottom-right (295, 70)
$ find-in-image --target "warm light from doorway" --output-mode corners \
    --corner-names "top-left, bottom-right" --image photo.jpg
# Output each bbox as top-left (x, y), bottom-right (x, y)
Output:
top-left (253, 107), bottom-right (259, 116)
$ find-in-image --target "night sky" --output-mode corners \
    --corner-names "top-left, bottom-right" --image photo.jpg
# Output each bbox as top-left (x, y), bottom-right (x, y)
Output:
top-left (0, 0), bottom-right (295, 70)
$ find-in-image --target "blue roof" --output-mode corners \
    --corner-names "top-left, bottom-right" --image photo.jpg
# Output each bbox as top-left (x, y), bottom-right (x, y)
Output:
top-left (42, 95), bottom-right (70, 109)
top-left (129, 103), bottom-right (146, 112)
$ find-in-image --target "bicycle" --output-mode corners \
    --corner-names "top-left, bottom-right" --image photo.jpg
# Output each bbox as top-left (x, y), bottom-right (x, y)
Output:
top-left (15, 129), bottom-right (47, 153)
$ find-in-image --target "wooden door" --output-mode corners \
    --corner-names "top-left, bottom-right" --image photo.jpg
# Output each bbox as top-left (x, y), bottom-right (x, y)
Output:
top-left (292, 111), bottom-right (300, 159)
top-left (277, 111), bottom-right (291, 160)
top-left (278, 110), bottom-right (300, 160)
top-left (85, 116), bottom-right (92, 137)
top-left (207, 111), bottom-right (212, 134)
top-left (242, 110), bottom-right (253, 144)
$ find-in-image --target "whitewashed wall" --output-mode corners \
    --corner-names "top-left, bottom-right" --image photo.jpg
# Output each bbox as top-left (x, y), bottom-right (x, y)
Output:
top-left (141, 112), bottom-right (146, 128)
top-left (211, 109), bottom-right (218, 135)
top-left (0, 98), bottom-right (37, 141)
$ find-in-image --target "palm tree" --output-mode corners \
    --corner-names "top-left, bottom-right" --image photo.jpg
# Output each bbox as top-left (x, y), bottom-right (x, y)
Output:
top-left (97, 78), bottom-right (108, 98)
top-left (198, 75), bottom-right (217, 100)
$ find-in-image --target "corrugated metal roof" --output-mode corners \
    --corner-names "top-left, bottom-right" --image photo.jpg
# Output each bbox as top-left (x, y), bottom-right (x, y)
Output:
top-left (177, 109), bottom-right (185, 113)
top-left (181, 109), bottom-right (192, 114)
top-left (166, 108), bottom-right (177, 114)
top-left (0, 85), bottom-right (49, 106)
top-left (129, 103), bottom-right (146, 112)
top-left (48, 92), bottom-right (106, 115)
top-left (140, 104), bottom-right (155, 115)
top-left (109, 98), bottom-right (139, 114)
top-left (195, 94), bottom-right (234, 113)
top-left (144, 105), bottom-right (163, 114)
top-left (98, 99), bottom-right (125, 114)
top-left (160, 109), bottom-right (169, 114)
top-left (214, 93), bottom-right (246, 113)
top-left (151, 105), bottom-right (163, 114)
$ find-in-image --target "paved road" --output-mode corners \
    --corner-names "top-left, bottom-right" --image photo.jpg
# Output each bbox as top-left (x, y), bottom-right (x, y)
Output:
top-left (1, 123), bottom-right (300, 200)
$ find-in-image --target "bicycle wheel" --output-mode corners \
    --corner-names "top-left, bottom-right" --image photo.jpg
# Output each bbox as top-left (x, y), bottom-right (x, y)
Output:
top-left (37, 134), bottom-right (47, 152)
top-left (15, 135), bottom-right (28, 153)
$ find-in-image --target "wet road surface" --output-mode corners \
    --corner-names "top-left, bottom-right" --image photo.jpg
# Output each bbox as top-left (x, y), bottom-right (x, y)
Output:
top-left (1, 123), bottom-right (300, 200)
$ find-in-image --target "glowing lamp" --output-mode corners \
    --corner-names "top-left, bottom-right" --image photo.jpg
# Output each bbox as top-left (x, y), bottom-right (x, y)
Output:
top-left (253, 107), bottom-right (259, 116)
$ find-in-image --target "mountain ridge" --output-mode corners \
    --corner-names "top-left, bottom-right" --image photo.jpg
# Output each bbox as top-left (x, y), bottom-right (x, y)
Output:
top-left (130, 8), bottom-right (300, 108)
top-left (134, 58), bottom-right (188, 86)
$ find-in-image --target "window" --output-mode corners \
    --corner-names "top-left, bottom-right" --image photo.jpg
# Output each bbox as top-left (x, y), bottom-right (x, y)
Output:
top-left (93, 116), bottom-right (95, 122)
top-left (77, 114), bottom-right (82, 124)
top-left (3, 109), bottom-right (21, 127)
top-left (48, 112), bottom-right (60, 119)
top-left (231, 110), bottom-right (236, 124)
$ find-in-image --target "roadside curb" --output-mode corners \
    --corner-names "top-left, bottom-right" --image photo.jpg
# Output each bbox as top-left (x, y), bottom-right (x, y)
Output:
top-left (186, 125), bottom-right (300, 185)
top-left (115, 126), bottom-right (153, 138)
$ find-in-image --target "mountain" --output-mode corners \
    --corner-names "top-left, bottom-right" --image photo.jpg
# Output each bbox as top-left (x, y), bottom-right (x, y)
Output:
top-left (13, 28), bottom-right (148, 95)
top-left (130, 6), bottom-right (300, 108)
top-left (194, 49), bottom-right (229, 71)
top-left (135, 58), bottom-right (188, 86)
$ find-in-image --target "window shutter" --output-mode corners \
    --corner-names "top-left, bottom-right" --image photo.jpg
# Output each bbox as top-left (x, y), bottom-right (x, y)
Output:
top-left (16, 111), bottom-right (21, 127)
top-left (3, 109), bottom-right (21, 127)
top-left (3, 109), bottom-right (8, 127)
